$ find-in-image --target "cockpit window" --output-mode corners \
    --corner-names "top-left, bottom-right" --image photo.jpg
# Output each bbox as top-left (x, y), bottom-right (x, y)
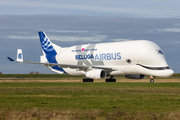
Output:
top-left (156, 49), bottom-right (164, 54)
top-left (137, 64), bottom-right (170, 70)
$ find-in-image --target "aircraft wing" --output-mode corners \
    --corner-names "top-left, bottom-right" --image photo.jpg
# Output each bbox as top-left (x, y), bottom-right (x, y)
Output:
top-left (7, 49), bottom-right (115, 72)
top-left (7, 57), bottom-right (114, 71)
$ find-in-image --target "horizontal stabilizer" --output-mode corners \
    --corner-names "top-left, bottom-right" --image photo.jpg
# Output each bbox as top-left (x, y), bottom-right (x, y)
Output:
top-left (7, 57), bottom-right (15, 62)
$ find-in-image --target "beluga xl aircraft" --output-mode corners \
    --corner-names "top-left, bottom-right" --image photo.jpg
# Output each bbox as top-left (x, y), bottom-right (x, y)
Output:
top-left (8, 31), bottom-right (174, 82)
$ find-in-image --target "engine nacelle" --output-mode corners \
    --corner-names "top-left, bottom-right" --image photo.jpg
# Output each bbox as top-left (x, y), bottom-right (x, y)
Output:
top-left (125, 74), bottom-right (145, 79)
top-left (85, 69), bottom-right (107, 79)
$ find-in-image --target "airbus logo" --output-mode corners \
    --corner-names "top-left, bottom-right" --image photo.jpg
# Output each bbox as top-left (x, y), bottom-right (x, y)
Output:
top-left (75, 52), bottom-right (121, 61)
top-left (18, 53), bottom-right (22, 59)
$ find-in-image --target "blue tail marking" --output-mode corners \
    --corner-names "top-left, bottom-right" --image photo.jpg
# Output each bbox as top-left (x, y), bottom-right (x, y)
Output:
top-left (38, 31), bottom-right (57, 55)
top-left (38, 31), bottom-right (67, 74)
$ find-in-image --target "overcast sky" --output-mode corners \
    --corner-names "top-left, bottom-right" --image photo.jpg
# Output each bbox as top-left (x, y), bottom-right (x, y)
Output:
top-left (1, 0), bottom-right (180, 74)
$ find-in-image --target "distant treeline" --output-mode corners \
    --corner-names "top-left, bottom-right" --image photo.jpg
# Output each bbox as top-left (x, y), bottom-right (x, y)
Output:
top-left (0, 74), bottom-right (83, 79)
top-left (0, 73), bottom-right (180, 79)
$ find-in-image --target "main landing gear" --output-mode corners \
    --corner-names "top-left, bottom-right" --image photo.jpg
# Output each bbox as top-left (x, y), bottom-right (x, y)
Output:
top-left (82, 76), bottom-right (116, 82)
top-left (105, 76), bottom-right (116, 82)
top-left (83, 78), bottom-right (94, 82)
top-left (150, 76), bottom-right (154, 83)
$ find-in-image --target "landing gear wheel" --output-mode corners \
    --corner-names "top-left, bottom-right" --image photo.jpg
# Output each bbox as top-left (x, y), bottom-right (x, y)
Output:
top-left (150, 79), bottom-right (154, 83)
top-left (83, 78), bottom-right (86, 82)
top-left (105, 76), bottom-right (116, 82)
top-left (90, 79), bottom-right (94, 82)
top-left (83, 78), bottom-right (94, 82)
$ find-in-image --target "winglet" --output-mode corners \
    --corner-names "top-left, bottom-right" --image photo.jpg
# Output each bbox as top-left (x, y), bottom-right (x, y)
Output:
top-left (16, 49), bottom-right (23, 62)
top-left (7, 57), bottom-right (15, 62)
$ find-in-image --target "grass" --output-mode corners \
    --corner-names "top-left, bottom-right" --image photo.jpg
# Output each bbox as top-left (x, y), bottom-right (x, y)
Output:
top-left (0, 82), bottom-right (180, 119)
top-left (1, 73), bottom-right (180, 79)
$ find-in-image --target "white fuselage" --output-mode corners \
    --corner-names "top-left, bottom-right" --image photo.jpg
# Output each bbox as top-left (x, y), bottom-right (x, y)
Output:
top-left (56, 40), bottom-right (173, 78)
top-left (9, 31), bottom-right (174, 81)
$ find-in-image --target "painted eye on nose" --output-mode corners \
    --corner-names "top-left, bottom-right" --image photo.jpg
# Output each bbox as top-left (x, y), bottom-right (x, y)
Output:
top-left (126, 59), bottom-right (131, 63)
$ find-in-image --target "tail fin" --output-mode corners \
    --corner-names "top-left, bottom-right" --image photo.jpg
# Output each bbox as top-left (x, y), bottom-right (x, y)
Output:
top-left (16, 49), bottom-right (23, 62)
top-left (38, 31), bottom-right (61, 63)
top-left (38, 31), bottom-right (61, 56)
top-left (38, 31), bottom-right (66, 74)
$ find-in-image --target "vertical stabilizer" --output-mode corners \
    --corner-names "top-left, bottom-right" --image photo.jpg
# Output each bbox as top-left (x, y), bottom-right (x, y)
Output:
top-left (38, 31), bottom-right (58, 55)
top-left (38, 31), bottom-right (61, 63)
top-left (16, 49), bottom-right (23, 62)
top-left (38, 31), bottom-right (66, 74)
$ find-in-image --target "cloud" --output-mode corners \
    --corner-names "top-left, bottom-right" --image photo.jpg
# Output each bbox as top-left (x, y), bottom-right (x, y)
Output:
top-left (50, 35), bottom-right (107, 42)
top-left (0, 1), bottom-right (133, 13)
top-left (174, 41), bottom-right (180, 43)
top-left (158, 28), bottom-right (180, 32)
top-left (166, 40), bottom-right (180, 44)
top-left (5, 34), bottom-right (107, 42)
top-left (1, 0), bottom-right (180, 17)
top-left (7, 35), bottom-right (38, 40)
top-left (48, 30), bottom-right (89, 33)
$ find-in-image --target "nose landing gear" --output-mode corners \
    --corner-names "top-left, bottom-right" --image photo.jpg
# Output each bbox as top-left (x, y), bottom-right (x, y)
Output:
top-left (105, 76), bottom-right (116, 82)
top-left (150, 76), bottom-right (154, 83)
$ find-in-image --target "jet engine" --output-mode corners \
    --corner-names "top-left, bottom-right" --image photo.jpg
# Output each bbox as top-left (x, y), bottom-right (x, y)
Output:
top-left (125, 74), bottom-right (145, 79)
top-left (85, 69), bottom-right (107, 79)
